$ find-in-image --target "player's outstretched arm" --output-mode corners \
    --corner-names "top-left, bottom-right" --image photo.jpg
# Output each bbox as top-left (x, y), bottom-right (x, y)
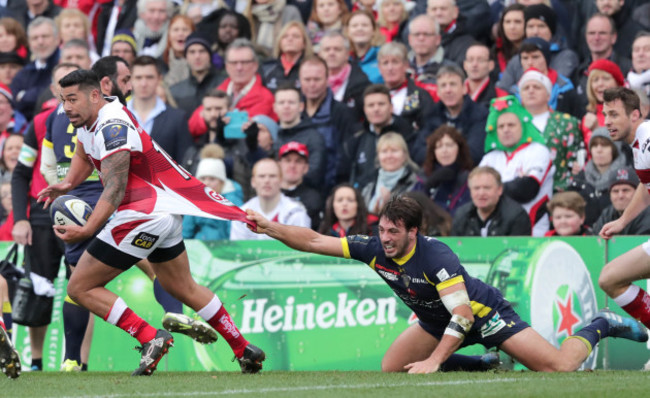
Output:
top-left (600, 183), bottom-right (650, 239)
top-left (246, 209), bottom-right (345, 258)
top-left (405, 283), bottom-right (475, 374)
top-left (37, 141), bottom-right (94, 208)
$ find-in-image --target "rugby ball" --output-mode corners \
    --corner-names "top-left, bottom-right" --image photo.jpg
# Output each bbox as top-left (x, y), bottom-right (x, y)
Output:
top-left (50, 195), bottom-right (92, 228)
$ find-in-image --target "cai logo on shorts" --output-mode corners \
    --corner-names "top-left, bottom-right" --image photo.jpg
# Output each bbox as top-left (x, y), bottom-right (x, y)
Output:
top-left (131, 232), bottom-right (159, 249)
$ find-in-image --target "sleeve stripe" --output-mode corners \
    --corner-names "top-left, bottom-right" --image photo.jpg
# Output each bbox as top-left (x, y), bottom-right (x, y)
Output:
top-left (42, 138), bottom-right (53, 149)
top-left (436, 275), bottom-right (465, 292)
top-left (340, 237), bottom-right (351, 259)
top-left (470, 301), bottom-right (493, 318)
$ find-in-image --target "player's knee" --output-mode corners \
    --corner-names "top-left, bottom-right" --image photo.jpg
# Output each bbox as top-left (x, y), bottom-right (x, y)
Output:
top-left (380, 358), bottom-right (403, 373)
top-left (598, 267), bottom-right (616, 295)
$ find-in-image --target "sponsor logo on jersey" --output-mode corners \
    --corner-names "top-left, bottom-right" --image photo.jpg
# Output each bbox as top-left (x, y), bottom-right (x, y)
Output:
top-left (436, 268), bottom-right (450, 282)
top-left (377, 270), bottom-right (398, 281)
top-left (102, 123), bottom-right (128, 150)
top-left (131, 232), bottom-right (159, 249)
top-left (204, 186), bottom-right (234, 206)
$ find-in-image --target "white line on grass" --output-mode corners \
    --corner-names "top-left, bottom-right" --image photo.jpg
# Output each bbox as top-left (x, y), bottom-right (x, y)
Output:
top-left (52, 377), bottom-right (530, 398)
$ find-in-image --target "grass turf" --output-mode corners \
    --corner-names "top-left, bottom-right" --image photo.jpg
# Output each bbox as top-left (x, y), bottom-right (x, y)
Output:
top-left (2, 371), bottom-right (650, 397)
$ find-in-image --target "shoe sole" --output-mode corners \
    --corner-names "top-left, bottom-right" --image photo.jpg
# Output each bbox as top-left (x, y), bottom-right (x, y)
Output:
top-left (163, 316), bottom-right (218, 344)
top-left (0, 328), bottom-right (20, 379)
top-left (131, 337), bottom-right (174, 376)
top-left (239, 350), bottom-right (266, 374)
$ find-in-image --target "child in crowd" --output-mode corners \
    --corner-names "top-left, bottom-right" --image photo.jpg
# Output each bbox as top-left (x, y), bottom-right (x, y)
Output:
top-left (545, 191), bottom-right (592, 236)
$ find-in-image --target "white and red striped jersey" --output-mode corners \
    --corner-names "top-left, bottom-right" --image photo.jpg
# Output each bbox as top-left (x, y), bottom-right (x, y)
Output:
top-left (76, 97), bottom-right (252, 227)
top-left (632, 121), bottom-right (650, 191)
top-left (480, 142), bottom-right (555, 236)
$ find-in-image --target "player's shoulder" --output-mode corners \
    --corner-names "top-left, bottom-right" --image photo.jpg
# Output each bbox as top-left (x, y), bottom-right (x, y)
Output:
top-left (417, 235), bottom-right (457, 258)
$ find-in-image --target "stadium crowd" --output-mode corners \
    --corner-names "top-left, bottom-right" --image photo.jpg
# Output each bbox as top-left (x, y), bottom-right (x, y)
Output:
top-left (0, 0), bottom-right (649, 375)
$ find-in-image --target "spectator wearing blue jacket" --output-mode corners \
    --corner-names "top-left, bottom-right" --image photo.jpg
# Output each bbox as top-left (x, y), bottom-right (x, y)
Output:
top-left (182, 158), bottom-right (244, 240)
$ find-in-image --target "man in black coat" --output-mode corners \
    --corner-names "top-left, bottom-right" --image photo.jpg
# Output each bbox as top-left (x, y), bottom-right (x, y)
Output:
top-left (451, 166), bottom-right (531, 237)
top-left (343, 84), bottom-right (418, 190)
top-left (592, 167), bottom-right (650, 235)
top-left (95, 0), bottom-right (138, 57)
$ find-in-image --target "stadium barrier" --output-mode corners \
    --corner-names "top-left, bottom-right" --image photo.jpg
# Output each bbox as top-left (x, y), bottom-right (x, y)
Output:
top-left (4, 236), bottom-right (650, 372)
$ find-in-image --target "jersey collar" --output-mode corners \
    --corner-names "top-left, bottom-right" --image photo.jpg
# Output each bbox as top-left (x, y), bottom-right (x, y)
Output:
top-left (392, 241), bottom-right (417, 266)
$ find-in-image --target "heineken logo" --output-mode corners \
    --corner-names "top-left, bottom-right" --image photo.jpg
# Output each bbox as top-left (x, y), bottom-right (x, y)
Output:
top-left (240, 294), bottom-right (398, 334)
top-left (553, 285), bottom-right (582, 341)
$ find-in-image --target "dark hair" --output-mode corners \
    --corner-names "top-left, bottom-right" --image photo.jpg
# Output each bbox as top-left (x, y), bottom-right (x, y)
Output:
top-left (378, 195), bottom-right (422, 232)
top-left (59, 69), bottom-right (101, 92)
top-left (589, 135), bottom-right (619, 159)
top-left (519, 41), bottom-right (544, 56)
top-left (203, 88), bottom-right (231, 107)
top-left (275, 82), bottom-right (302, 99)
top-left (132, 55), bottom-right (163, 75)
top-left (319, 183), bottom-right (372, 236)
top-left (603, 87), bottom-right (641, 116)
top-left (300, 55), bottom-right (329, 76)
top-left (422, 126), bottom-right (473, 175)
top-left (92, 55), bottom-right (128, 79)
top-left (363, 84), bottom-right (391, 102)
top-left (496, 4), bottom-right (526, 63)
top-left (402, 191), bottom-right (451, 236)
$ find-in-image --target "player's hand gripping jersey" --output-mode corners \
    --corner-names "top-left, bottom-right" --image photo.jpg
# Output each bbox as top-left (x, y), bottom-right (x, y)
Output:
top-left (342, 234), bottom-right (509, 333)
top-left (76, 98), bottom-right (253, 227)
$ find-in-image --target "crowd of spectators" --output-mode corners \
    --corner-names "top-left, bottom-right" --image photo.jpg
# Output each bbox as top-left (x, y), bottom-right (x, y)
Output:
top-left (0, 0), bottom-right (648, 243)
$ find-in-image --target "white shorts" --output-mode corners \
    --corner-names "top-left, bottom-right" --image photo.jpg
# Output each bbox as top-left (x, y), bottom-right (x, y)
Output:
top-left (87, 210), bottom-right (184, 269)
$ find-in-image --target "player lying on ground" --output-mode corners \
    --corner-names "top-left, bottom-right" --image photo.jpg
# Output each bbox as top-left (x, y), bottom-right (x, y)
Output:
top-left (38, 69), bottom-right (264, 375)
top-left (246, 195), bottom-right (648, 373)
top-left (0, 276), bottom-right (20, 378)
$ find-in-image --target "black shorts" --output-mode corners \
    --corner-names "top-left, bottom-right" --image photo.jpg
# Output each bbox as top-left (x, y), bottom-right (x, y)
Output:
top-left (24, 225), bottom-right (65, 281)
top-left (87, 238), bottom-right (186, 270)
top-left (419, 299), bottom-right (530, 349)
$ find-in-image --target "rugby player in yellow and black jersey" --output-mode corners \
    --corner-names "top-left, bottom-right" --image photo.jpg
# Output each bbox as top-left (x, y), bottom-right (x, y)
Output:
top-left (246, 195), bottom-right (648, 373)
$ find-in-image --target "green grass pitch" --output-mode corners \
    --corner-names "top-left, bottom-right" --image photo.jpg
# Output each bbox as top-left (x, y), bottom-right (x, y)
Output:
top-left (2, 371), bottom-right (650, 397)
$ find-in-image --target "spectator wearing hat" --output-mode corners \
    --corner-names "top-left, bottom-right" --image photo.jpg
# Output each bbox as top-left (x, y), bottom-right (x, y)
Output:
top-left (480, 95), bottom-right (554, 236)
top-left (11, 17), bottom-right (60, 121)
top-left (574, 14), bottom-right (631, 101)
top-left (500, 38), bottom-right (582, 118)
top-left (170, 31), bottom-right (223, 116)
top-left (133, 0), bottom-right (173, 58)
top-left (273, 84), bottom-right (326, 188)
top-left (96, 0), bottom-right (138, 57)
top-left (425, 0), bottom-right (475, 66)
top-left (580, 59), bottom-right (626, 147)
top-left (183, 157), bottom-right (244, 240)
top-left (496, 5), bottom-right (579, 98)
top-left (110, 29), bottom-right (138, 66)
top-left (187, 38), bottom-right (277, 139)
top-left (519, 68), bottom-right (581, 192)
top-left (568, 127), bottom-right (631, 226)
top-left (592, 166), bottom-right (650, 235)
top-left (230, 157), bottom-right (311, 240)
top-left (0, 51), bottom-right (25, 87)
top-left (128, 55), bottom-right (192, 163)
top-left (279, 141), bottom-right (324, 229)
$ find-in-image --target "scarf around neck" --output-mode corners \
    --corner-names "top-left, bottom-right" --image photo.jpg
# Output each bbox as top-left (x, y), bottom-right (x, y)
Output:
top-left (252, 0), bottom-right (286, 52)
top-left (369, 166), bottom-right (405, 212)
top-left (328, 63), bottom-right (351, 95)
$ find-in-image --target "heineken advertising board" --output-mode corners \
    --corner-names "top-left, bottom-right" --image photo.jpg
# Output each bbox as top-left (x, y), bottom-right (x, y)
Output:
top-left (2, 237), bottom-right (648, 371)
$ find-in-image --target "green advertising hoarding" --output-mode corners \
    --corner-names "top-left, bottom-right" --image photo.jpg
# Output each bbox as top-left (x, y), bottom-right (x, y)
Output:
top-left (4, 237), bottom-right (649, 371)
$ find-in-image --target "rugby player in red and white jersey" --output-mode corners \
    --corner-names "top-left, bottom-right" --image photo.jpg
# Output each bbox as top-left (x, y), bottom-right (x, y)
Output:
top-left (37, 69), bottom-right (265, 375)
top-left (598, 87), bottom-right (650, 331)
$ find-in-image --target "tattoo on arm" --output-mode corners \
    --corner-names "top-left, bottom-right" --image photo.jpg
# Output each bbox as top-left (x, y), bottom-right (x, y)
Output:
top-left (100, 151), bottom-right (130, 208)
